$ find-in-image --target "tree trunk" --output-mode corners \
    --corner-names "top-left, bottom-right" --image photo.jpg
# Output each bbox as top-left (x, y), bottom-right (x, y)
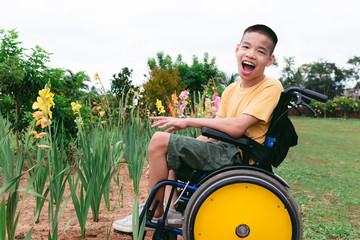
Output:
top-left (6, 91), bottom-right (20, 149)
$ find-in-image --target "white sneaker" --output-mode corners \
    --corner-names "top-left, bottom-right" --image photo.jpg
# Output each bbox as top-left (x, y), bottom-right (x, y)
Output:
top-left (167, 208), bottom-right (183, 227)
top-left (113, 213), bottom-right (161, 233)
top-left (113, 206), bottom-right (183, 233)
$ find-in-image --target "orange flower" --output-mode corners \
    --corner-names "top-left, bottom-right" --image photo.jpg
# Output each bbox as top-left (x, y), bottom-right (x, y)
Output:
top-left (37, 144), bottom-right (51, 149)
top-left (36, 118), bottom-right (52, 128)
top-left (29, 131), bottom-right (47, 138)
top-left (168, 103), bottom-right (175, 117)
top-left (94, 73), bottom-right (99, 80)
top-left (32, 111), bottom-right (45, 120)
top-left (171, 94), bottom-right (178, 105)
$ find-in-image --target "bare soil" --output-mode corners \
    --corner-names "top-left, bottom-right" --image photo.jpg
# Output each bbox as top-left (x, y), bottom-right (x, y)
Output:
top-left (14, 164), bottom-right (168, 240)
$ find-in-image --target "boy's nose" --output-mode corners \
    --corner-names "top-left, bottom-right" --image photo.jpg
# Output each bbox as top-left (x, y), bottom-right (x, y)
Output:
top-left (245, 49), bottom-right (256, 59)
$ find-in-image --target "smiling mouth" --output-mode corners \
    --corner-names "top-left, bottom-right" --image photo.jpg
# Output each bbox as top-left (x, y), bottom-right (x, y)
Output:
top-left (242, 61), bottom-right (255, 74)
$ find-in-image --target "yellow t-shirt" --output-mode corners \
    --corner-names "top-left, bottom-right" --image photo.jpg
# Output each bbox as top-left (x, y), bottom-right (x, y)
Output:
top-left (217, 76), bottom-right (283, 144)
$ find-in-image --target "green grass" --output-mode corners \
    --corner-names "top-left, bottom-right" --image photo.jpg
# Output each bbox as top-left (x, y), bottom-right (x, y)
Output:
top-left (274, 118), bottom-right (360, 240)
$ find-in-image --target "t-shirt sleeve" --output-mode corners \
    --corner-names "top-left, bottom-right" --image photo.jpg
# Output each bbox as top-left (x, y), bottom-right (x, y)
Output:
top-left (243, 84), bottom-right (282, 123)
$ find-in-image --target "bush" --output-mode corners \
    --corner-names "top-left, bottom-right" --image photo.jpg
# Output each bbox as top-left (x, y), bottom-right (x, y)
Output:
top-left (308, 96), bottom-right (360, 118)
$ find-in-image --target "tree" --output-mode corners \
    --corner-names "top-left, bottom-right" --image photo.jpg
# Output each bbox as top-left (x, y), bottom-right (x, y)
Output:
top-left (279, 57), bottom-right (303, 88)
top-left (0, 29), bottom-right (92, 147)
top-left (177, 53), bottom-right (220, 93)
top-left (147, 51), bottom-right (221, 94)
top-left (216, 72), bottom-right (239, 89)
top-left (143, 66), bottom-right (186, 110)
top-left (0, 29), bottom-right (54, 147)
top-left (110, 67), bottom-right (137, 103)
top-left (346, 56), bottom-right (360, 100)
top-left (299, 60), bottom-right (345, 99)
top-left (148, 52), bottom-right (175, 73)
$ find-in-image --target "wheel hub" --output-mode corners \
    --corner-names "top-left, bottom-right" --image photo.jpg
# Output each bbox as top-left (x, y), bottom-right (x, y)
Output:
top-left (235, 224), bottom-right (250, 238)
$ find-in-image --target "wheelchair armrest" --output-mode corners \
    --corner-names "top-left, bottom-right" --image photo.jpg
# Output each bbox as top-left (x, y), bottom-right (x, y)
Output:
top-left (201, 127), bottom-right (252, 148)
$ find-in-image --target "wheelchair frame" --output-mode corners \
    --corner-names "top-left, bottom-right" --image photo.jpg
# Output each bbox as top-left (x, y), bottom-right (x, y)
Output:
top-left (114, 87), bottom-right (328, 240)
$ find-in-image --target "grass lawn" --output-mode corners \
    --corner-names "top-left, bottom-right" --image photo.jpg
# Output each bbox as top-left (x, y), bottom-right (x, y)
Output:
top-left (274, 117), bottom-right (360, 239)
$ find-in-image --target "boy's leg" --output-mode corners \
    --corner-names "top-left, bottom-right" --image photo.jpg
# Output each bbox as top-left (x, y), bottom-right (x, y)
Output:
top-left (113, 131), bottom-right (178, 233)
top-left (165, 170), bottom-right (178, 210)
top-left (148, 131), bottom-right (171, 218)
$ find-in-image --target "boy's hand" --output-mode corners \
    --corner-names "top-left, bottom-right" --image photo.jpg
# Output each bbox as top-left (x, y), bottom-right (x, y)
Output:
top-left (150, 116), bottom-right (188, 133)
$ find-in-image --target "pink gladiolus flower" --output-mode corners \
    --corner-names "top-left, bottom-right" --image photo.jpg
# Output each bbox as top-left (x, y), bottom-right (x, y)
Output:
top-left (213, 96), bottom-right (221, 110)
top-left (205, 98), bottom-right (211, 106)
top-left (179, 90), bottom-right (189, 100)
top-left (212, 91), bottom-right (218, 100)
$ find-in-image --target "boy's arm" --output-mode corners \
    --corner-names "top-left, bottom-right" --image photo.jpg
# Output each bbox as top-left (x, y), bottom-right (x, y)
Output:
top-left (150, 114), bottom-right (259, 139)
top-left (196, 115), bottom-right (222, 142)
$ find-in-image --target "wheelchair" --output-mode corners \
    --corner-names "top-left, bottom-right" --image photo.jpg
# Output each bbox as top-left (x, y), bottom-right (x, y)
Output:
top-left (114, 87), bottom-right (328, 240)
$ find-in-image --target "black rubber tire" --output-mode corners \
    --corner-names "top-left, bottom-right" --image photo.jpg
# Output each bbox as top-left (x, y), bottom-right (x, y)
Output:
top-left (183, 169), bottom-right (302, 240)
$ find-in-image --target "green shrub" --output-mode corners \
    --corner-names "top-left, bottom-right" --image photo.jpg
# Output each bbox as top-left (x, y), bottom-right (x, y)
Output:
top-left (309, 96), bottom-right (359, 118)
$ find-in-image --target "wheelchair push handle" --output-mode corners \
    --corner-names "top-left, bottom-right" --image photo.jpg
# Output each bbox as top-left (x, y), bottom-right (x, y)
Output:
top-left (285, 87), bottom-right (328, 102)
top-left (302, 88), bottom-right (328, 102)
top-left (300, 94), bottom-right (312, 104)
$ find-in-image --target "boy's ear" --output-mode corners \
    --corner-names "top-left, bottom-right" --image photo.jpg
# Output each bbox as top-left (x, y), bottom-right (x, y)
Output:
top-left (235, 44), bottom-right (240, 52)
top-left (266, 54), bottom-right (275, 67)
top-left (235, 44), bottom-right (240, 56)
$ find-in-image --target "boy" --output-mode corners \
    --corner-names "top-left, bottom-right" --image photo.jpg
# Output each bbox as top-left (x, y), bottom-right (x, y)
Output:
top-left (113, 24), bottom-right (283, 232)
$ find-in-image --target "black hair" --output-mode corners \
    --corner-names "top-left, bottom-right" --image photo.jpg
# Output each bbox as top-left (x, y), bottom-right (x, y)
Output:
top-left (243, 24), bottom-right (278, 54)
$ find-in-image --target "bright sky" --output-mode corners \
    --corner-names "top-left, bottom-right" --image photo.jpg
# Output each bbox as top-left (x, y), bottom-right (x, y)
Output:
top-left (2, 0), bottom-right (360, 90)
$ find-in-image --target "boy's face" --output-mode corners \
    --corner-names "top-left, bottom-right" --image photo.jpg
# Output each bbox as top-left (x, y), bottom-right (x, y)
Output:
top-left (236, 31), bottom-right (275, 83)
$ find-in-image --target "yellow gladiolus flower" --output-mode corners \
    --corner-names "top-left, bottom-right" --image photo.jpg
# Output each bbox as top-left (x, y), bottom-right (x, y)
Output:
top-left (74, 117), bottom-right (83, 125)
top-left (156, 99), bottom-right (165, 114)
top-left (38, 89), bottom-right (55, 105)
top-left (47, 109), bottom-right (53, 119)
top-left (32, 85), bottom-right (55, 118)
top-left (71, 102), bottom-right (82, 113)
top-left (94, 73), bottom-right (99, 80)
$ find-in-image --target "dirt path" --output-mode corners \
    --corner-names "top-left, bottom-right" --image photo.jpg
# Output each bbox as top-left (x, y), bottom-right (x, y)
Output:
top-left (14, 164), bottom-right (169, 240)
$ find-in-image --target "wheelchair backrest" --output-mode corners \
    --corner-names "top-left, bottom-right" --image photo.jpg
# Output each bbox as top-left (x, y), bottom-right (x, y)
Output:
top-left (260, 86), bottom-right (328, 168)
top-left (263, 91), bottom-right (298, 167)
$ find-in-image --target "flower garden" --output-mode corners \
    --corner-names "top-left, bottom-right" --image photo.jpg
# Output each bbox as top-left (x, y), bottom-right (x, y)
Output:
top-left (1, 29), bottom-right (359, 240)
top-left (0, 74), bottom-right (223, 240)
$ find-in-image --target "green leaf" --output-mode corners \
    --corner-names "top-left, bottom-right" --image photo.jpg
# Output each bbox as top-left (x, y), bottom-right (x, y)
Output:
top-left (0, 197), bottom-right (6, 240)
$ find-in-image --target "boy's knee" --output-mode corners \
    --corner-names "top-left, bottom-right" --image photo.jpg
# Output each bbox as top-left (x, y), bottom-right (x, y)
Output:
top-left (148, 132), bottom-right (170, 153)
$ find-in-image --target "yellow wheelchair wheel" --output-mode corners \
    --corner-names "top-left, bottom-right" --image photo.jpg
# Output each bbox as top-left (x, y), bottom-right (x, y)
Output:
top-left (183, 169), bottom-right (302, 240)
